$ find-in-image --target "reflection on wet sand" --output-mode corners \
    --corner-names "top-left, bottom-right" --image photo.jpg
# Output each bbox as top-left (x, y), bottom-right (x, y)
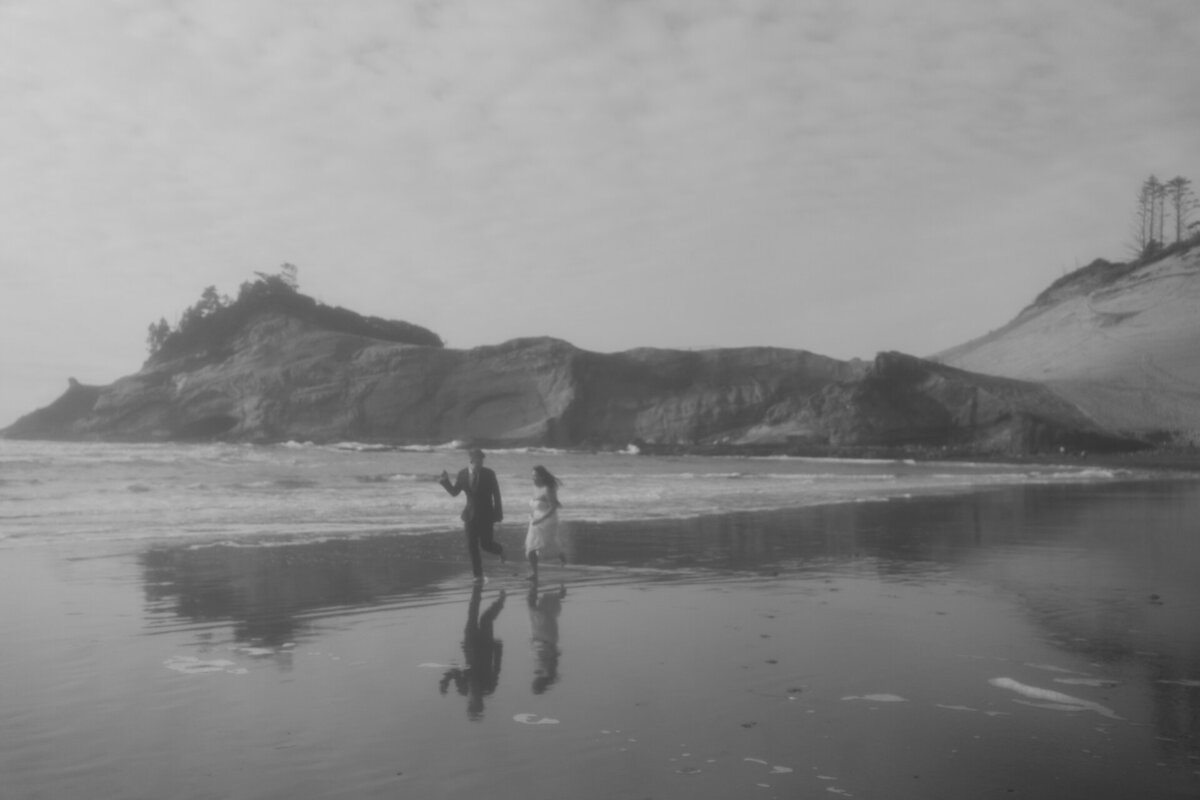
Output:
top-left (440, 585), bottom-right (506, 720)
top-left (527, 581), bottom-right (566, 694)
top-left (134, 479), bottom-right (1200, 761)
top-left (138, 532), bottom-right (464, 649)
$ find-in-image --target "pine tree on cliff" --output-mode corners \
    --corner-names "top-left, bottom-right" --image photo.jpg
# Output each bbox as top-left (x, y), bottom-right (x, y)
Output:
top-left (1155, 177), bottom-right (1167, 246)
top-left (1165, 176), bottom-right (1195, 244)
top-left (1133, 175), bottom-right (1170, 258)
top-left (146, 317), bottom-right (171, 356)
top-left (1134, 176), bottom-right (1155, 255)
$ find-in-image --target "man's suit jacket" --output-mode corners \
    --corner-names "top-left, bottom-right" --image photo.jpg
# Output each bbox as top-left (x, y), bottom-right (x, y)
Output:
top-left (440, 467), bottom-right (504, 524)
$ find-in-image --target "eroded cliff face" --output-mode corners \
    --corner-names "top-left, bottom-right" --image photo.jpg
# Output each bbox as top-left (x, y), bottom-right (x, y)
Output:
top-left (794, 352), bottom-right (1139, 453)
top-left (563, 346), bottom-right (867, 445)
top-left (4, 309), bottom-right (1144, 455)
top-left (3, 312), bottom-right (861, 447)
top-left (34, 316), bottom-right (586, 444)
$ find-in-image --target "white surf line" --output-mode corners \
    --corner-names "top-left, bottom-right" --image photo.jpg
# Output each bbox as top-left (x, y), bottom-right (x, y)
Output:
top-left (989, 677), bottom-right (1123, 720)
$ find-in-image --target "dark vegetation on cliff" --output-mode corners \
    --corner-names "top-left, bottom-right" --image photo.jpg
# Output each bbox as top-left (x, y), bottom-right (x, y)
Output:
top-left (146, 266), bottom-right (442, 364)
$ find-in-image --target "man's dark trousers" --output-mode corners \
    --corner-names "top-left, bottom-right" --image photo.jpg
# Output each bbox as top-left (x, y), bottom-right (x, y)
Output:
top-left (464, 518), bottom-right (503, 578)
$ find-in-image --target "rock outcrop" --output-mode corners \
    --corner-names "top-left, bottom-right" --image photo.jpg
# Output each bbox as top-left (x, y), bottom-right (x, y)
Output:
top-left (3, 308), bottom-right (866, 447)
top-left (788, 352), bottom-right (1140, 453)
top-left (4, 378), bottom-right (106, 441)
top-left (3, 296), bottom-right (1142, 455)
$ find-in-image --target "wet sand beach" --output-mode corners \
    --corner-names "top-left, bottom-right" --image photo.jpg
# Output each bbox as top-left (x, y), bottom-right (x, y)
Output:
top-left (4, 480), bottom-right (1200, 799)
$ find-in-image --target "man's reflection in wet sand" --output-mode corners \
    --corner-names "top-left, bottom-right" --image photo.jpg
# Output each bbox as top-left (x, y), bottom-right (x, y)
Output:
top-left (439, 585), bottom-right (506, 720)
top-left (527, 581), bottom-right (565, 694)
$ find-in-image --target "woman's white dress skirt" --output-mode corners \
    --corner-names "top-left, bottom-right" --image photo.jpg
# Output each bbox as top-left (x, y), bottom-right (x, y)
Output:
top-left (525, 490), bottom-right (560, 556)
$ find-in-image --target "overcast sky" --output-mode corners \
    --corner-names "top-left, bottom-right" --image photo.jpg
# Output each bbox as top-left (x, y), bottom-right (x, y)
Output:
top-left (2, 0), bottom-right (1198, 426)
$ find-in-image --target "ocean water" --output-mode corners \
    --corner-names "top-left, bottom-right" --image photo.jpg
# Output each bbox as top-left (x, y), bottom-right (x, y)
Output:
top-left (0, 439), bottom-right (1139, 552)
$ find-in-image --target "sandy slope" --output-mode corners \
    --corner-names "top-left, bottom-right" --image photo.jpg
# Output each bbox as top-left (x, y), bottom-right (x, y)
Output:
top-left (936, 246), bottom-right (1200, 435)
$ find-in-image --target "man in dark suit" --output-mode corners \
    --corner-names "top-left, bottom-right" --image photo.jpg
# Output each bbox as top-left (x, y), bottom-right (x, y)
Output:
top-left (439, 448), bottom-right (506, 582)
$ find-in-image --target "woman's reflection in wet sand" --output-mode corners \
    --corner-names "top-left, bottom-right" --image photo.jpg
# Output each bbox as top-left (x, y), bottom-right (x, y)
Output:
top-left (439, 585), bottom-right (506, 720)
top-left (527, 581), bottom-right (565, 694)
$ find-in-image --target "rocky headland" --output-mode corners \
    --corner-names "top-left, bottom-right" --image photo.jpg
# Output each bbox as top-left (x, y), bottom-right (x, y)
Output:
top-left (7, 243), bottom-right (1199, 457)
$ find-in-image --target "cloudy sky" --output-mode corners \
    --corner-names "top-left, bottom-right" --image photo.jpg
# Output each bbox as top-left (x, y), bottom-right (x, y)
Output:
top-left (2, 0), bottom-right (1198, 426)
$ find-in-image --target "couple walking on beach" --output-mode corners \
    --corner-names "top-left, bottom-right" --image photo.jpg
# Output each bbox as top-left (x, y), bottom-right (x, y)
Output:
top-left (438, 448), bottom-right (565, 583)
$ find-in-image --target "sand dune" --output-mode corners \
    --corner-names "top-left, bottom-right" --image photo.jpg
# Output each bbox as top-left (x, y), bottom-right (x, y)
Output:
top-left (936, 245), bottom-right (1200, 436)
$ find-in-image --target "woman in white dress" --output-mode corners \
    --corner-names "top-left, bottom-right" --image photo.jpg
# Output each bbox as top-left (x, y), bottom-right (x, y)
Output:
top-left (525, 465), bottom-right (565, 581)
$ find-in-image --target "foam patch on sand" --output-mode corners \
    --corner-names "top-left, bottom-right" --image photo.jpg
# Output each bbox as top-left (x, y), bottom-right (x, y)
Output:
top-left (233, 646), bottom-right (276, 657)
top-left (513, 713), bottom-right (559, 725)
top-left (164, 656), bottom-right (248, 675)
top-left (989, 677), bottom-right (1122, 720)
top-left (742, 758), bottom-right (797, 788)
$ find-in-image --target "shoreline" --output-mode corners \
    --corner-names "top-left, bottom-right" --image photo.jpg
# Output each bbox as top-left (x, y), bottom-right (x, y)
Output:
top-left (265, 434), bottom-right (1200, 470)
top-left (633, 441), bottom-right (1200, 472)
top-left (7, 433), bottom-right (1199, 473)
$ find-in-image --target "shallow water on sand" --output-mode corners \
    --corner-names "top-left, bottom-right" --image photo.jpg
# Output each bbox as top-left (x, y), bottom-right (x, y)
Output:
top-left (3, 479), bottom-right (1200, 798)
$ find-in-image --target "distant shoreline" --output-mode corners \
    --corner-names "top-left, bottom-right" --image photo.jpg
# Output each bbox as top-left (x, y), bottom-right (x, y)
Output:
top-left (632, 442), bottom-right (1200, 473)
top-left (6, 434), bottom-right (1199, 474)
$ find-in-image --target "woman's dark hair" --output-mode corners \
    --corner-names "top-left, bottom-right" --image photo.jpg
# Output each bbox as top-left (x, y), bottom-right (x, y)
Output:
top-left (532, 465), bottom-right (562, 490)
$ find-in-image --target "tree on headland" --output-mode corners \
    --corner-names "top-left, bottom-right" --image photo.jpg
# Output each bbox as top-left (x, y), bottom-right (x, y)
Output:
top-left (1132, 175), bottom-right (1165, 258)
top-left (146, 317), bottom-right (171, 356)
top-left (279, 262), bottom-right (299, 289)
top-left (1155, 177), bottom-right (1167, 246)
top-left (144, 264), bottom-right (302, 357)
top-left (1165, 176), bottom-right (1195, 245)
top-left (176, 285), bottom-right (233, 336)
top-left (1131, 173), bottom-right (1196, 259)
top-left (144, 263), bottom-right (442, 359)
top-left (198, 285), bottom-right (231, 317)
